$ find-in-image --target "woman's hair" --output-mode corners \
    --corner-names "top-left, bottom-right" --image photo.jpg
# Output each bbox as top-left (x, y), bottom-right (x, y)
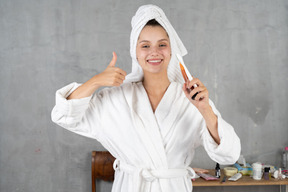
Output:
top-left (145, 19), bottom-right (162, 27)
top-left (144, 19), bottom-right (168, 37)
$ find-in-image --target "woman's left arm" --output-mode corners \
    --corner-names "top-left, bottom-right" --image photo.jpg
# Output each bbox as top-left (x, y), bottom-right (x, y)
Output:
top-left (183, 78), bottom-right (241, 164)
top-left (182, 77), bottom-right (220, 144)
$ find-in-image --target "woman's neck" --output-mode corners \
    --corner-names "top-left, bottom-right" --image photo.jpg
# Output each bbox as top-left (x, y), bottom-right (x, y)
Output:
top-left (142, 72), bottom-right (170, 112)
top-left (142, 72), bottom-right (170, 96)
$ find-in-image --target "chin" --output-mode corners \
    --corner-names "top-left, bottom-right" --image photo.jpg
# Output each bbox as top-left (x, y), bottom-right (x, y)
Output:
top-left (145, 67), bottom-right (167, 74)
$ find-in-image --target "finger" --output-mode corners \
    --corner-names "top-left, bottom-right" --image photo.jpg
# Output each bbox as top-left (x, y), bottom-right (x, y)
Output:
top-left (108, 76), bottom-right (124, 87)
top-left (182, 83), bottom-right (191, 98)
top-left (189, 86), bottom-right (206, 98)
top-left (187, 78), bottom-right (203, 89)
top-left (111, 68), bottom-right (126, 81)
top-left (114, 77), bottom-right (125, 86)
top-left (108, 52), bottom-right (117, 67)
top-left (193, 90), bottom-right (208, 101)
top-left (115, 72), bottom-right (126, 81)
top-left (183, 85), bottom-right (197, 101)
top-left (115, 67), bottom-right (127, 76)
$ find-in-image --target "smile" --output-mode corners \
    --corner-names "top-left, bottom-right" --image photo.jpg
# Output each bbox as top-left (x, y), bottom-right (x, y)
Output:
top-left (147, 59), bottom-right (163, 65)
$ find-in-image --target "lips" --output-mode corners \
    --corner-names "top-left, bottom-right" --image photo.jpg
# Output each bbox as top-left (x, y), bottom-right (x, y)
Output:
top-left (147, 59), bottom-right (163, 65)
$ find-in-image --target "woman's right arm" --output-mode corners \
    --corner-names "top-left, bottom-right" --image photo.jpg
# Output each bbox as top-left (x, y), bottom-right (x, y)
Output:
top-left (67, 52), bottom-right (127, 99)
top-left (51, 52), bottom-right (126, 139)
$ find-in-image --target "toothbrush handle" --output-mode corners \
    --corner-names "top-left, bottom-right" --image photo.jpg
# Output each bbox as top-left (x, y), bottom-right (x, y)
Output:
top-left (186, 86), bottom-right (199, 100)
top-left (192, 92), bottom-right (198, 100)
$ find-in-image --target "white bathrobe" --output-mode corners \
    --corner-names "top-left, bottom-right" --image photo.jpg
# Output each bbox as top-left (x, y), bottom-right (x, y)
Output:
top-left (51, 81), bottom-right (241, 192)
top-left (51, 4), bottom-right (241, 192)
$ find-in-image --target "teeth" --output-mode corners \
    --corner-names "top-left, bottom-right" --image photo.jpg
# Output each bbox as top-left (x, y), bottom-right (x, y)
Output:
top-left (148, 60), bottom-right (161, 63)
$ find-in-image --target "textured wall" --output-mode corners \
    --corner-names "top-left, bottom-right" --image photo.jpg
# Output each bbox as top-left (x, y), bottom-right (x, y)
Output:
top-left (0, 0), bottom-right (287, 192)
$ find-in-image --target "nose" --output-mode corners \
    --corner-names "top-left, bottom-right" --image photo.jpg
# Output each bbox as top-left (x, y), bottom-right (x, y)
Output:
top-left (150, 46), bottom-right (160, 56)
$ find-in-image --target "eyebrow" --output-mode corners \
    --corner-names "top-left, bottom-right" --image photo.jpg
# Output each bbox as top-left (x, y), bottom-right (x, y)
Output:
top-left (138, 39), bottom-right (169, 44)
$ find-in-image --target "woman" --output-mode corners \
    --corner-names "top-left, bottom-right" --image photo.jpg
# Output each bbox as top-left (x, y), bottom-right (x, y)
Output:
top-left (51, 4), bottom-right (241, 192)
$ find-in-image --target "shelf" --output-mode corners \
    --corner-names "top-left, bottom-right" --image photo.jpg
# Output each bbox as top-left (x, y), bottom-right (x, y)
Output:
top-left (193, 169), bottom-right (288, 187)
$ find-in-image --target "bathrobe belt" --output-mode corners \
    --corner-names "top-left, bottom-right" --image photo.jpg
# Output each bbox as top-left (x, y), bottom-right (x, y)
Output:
top-left (113, 159), bottom-right (196, 192)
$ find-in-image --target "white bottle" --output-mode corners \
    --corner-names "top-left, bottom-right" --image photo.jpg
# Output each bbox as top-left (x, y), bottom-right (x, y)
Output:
top-left (282, 147), bottom-right (288, 169)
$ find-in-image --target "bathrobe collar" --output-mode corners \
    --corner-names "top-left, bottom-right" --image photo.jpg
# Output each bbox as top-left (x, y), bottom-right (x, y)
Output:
top-left (123, 82), bottom-right (185, 169)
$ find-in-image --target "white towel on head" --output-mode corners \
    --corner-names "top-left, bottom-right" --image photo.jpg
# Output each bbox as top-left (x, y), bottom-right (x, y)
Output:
top-left (124, 4), bottom-right (191, 84)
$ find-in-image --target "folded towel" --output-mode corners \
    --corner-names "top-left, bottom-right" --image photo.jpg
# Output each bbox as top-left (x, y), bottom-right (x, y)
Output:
top-left (124, 4), bottom-right (191, 84)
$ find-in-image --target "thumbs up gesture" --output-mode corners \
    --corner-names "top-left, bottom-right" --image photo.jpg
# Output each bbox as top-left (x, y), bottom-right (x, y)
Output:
top-left (66, 52), bottom-right (127, 100)
top-left (96, 52), bottom-right (127, 87)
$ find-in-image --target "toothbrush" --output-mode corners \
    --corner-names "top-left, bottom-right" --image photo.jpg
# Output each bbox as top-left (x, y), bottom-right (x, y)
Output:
top-left (176, 54), bottom-right (198, 100)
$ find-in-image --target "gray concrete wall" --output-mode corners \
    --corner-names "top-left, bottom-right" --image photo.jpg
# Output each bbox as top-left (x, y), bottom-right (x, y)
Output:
top-left (0, 0), bottom-right (287, 192)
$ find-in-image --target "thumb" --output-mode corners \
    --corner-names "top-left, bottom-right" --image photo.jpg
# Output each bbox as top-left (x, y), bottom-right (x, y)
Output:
top-left (108, 52), bottom-right (117, 67)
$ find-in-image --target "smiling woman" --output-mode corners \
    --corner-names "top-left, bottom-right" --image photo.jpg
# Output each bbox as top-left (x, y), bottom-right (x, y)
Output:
top-left (136, 22), bottom-right (172, 111)
top-left (51, 4), bottom-right (241, 192)
top-left (136, 22), bottom-right (171, 75)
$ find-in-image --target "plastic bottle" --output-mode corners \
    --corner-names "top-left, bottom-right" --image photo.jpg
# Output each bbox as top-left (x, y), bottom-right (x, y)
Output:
top-left (215, 163), bottom-right (221, 178)
top-left (282, 147), bottom-right (288, 169)
top-left (263, 167), bottom-right (270, 180)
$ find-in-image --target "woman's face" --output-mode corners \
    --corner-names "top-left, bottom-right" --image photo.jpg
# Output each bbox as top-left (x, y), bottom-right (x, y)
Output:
top-left (136, 25), bottom-right (171, 75)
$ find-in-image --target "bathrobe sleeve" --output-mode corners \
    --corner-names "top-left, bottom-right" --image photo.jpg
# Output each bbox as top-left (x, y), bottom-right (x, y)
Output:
top-left (198, 100), bottom-right (241, 165)
top-left (51, 82), bottom-right (107, 141)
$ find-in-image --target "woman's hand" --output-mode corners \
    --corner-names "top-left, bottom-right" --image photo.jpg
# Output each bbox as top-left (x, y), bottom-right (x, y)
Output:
top-left (182, 77), bottom-right (220, 144)
top-left (93, 52), bottom-right (127, 87)
top-left (67, 52), bottom-right (126, 100)
top-left (182, 77), bottom-right (210, 112)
